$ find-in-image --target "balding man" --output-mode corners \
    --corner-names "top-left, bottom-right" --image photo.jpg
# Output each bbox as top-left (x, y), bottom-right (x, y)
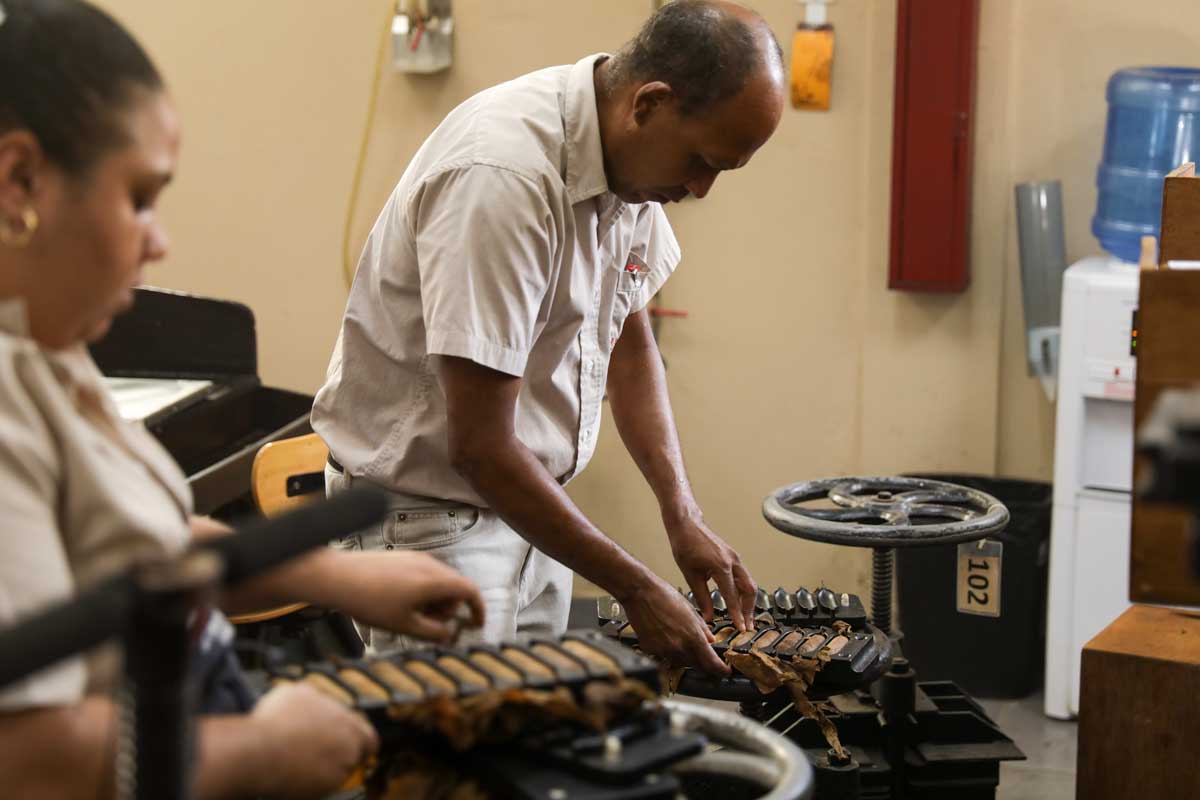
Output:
top-left (314, 0), bottom-right (786, 674)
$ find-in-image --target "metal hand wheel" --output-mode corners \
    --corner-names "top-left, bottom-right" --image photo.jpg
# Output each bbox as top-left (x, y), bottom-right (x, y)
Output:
top-left (762, 477), bottom-right (1009, 634)
top-left (664, 698), bottom-right (814, 800)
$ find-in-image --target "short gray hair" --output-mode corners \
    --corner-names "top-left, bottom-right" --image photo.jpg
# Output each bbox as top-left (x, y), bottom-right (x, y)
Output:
top-left (603, 0), bottom-right (782, 116)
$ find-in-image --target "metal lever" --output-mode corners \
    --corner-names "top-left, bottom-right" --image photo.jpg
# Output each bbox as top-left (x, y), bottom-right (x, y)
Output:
top-left (754, 588), bottom-right (772, 613)
top-left (795, 588), bottom-right (817, 613)
top-left (773, 587), bottom-right (796, 614)
top-left (711, 589), bottom-right (728, 615)
top-left (816, 587), bottom-right (838, 614)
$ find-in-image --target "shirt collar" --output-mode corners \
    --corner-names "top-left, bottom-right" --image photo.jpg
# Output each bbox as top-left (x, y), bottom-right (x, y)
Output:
top-left (0, 297), bottom-right (30, 338)
top-left (563, 53), bottom-right (614, 205)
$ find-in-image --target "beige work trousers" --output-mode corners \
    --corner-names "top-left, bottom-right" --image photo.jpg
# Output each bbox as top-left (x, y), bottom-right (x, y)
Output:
top-left (326, 464), bottom-right (572, 653)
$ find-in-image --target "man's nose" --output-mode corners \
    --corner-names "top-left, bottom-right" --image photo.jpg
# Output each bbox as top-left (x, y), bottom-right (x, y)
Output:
top-left (685, 172), bottom-right (718, 199)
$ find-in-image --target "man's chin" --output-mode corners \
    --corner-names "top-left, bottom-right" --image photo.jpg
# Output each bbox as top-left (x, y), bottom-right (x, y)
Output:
top-left (618, 190), bottom-right (668, 205)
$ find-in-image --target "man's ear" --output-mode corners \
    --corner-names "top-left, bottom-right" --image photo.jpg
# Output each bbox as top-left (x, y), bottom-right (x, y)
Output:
top-left (0, 131), bottom-right (43, 218)
top-left (631, 81), bottom-right (676, 127)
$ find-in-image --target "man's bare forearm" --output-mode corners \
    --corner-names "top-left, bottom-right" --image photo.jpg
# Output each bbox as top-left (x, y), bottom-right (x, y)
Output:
top-left (605, 309), bottom-right (759, 630)
top-left (451, 435), bottom-right (655, 601)
top-left (606, 309), bottom-right (699, 526)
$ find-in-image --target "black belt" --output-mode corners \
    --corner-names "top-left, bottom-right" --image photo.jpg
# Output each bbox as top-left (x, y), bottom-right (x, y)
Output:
top-left (327, 453), bottom-right (345, 473)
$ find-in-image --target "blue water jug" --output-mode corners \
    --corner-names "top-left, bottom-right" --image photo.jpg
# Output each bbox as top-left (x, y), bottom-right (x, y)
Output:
top-left (1093, 67), bottom-right (1200, 263)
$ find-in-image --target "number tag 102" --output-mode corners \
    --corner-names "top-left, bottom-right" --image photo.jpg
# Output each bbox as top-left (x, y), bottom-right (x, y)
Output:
top-left (956, 539), bottom-right (1002, 618)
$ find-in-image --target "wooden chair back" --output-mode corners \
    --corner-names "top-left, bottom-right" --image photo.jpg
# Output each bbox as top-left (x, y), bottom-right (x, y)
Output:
top-left (229, 433), bottom-right (329, 625)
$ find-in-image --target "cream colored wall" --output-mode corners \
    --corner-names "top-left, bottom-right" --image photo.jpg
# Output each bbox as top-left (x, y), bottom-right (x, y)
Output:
top-left (993, 0), bottom-right (1200, 480)
top-left (97, 0), bottom-right (1200, 600)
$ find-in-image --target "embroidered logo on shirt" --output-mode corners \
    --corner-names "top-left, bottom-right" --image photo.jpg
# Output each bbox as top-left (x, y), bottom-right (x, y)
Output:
top-left (624, 258), bottom-right (649, 290)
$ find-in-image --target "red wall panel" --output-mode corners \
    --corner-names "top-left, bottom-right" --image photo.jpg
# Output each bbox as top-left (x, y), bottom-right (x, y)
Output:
top-left (888, 0), bottom-right (981, 292)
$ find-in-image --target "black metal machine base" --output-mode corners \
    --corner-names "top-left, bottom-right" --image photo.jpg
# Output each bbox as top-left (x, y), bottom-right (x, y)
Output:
top-left (740, 676), bottom-right (1023, 799)
top-left (755, 476), bottom-right (1027, 798)
top-left (597, 586), bottom-right (1024, 799)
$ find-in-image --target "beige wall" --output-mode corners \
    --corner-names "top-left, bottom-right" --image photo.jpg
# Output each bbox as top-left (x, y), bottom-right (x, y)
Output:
top-left (993, 0), bottom-right (1200, 481)
top-left (98, 1), bottom-right (1200, 599)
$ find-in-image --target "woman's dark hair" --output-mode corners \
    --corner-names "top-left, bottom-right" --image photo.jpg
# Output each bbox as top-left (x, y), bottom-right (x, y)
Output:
top-left (604, 0), bottom-right (782, 116)
top-left (0, 0), bottom-right (163, 175)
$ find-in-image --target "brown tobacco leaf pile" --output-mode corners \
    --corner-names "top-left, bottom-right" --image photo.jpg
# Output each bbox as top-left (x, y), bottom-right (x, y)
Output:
top-left (383, 677), bottom-right (659, 751)
top-left (370, 751), bottom-right (491, 800)
top-left (368, 677), bottom-right (660, 799)
top-left (654, 617), bottom-right (854, 761)
top-left (721, 645), bottom-right (848, 760)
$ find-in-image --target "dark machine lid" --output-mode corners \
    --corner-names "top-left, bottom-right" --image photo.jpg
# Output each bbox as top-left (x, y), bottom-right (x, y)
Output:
top-left (89, 286), bottom-right (258, 381)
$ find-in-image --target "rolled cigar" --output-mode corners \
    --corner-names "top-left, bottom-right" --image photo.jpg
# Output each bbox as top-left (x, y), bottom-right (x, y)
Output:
top-left (338, 667), bottom-right (391, 701)
top-left (304, 672), bottom-right (354, 706)
top-left (468, 652), bottom-right (524, 688)
top-left (404, 661), bottom-right (457, 695)
top-left (824, 635), bottom-right (849, 655)
top-left (367, 660), bottom-right (425, 698)
top-left (436, 656), bottom-right (490, 689)
top-left (713, 626), bottom-right (739, 644)
top-left (730, 630), bottom-right (758, 648)
top-left (751, 629), bottom-right (782, 650)
top-left (798, 633), bottom-right (830, 656)
top-left (530, 643), bottom-right (584, 676)
top-left (774, 630), bottom-right (807, 654)
top-left (561, 640), bottom-right (621, 676)
top-left (501, 647), bottom-right (556, 679)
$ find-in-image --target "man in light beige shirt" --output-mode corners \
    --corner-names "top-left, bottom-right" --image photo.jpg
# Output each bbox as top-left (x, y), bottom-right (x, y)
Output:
top-left (314, 0), bottom-right (786, 673)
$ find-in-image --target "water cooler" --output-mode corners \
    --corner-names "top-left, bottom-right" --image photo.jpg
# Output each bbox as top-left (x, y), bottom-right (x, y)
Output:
top-left (1043, 256), bottom-right (1137, 719)
top-left (1042, 67), bottom-right (1200, 719)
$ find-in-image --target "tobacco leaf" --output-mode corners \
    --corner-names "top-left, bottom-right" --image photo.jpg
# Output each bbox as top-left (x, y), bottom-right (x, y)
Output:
top-left (660, 665), bottom-right (686, 695)
top-left (383, 679), bottom-right (656, 751)
top-left (788, 687), bottom-right (848, 761)
top-left (369, 750), bottom-right (491, 800)
top-left (723, 650), bottom-right (822, 695)
top-left (370, 678), bottom-right (660, 800)
top-left (722, 648), bottom-right (845, 757)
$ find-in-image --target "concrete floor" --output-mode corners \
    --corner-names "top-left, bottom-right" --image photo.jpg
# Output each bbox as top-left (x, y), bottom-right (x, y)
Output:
top-left (979, 694), bottom-right (1078, 800)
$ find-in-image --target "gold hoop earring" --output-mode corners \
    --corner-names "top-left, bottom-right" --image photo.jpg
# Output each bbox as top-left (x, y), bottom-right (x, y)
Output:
top-left (0, 206), bottom-right (39, 249)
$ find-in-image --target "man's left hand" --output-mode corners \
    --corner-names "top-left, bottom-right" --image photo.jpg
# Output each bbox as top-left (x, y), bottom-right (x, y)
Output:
top-left (666, 511), bottom-right (757, 631)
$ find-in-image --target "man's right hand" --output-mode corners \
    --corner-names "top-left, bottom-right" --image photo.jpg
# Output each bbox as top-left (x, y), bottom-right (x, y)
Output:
top-left (619, 574), bottom-right (729, 676)
top-left (251, 683), bottom-right (380, 799)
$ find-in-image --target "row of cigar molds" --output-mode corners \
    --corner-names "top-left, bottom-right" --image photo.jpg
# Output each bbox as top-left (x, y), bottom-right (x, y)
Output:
top-left (597, 587), bottom-right (869, 629)
top-left (270, 630), bottom-right (660, 712)
top-left (601, 618), bottom-right (873, 664)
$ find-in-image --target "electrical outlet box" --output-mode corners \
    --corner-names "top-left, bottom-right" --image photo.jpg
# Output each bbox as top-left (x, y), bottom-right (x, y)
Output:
top-left (393, 0), bottom-right (453, 74)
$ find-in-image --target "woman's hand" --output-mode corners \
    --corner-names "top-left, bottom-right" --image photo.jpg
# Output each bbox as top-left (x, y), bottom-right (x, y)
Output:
top-left (319, 550), bottom-right (485, 642)
top-left (247, 683), bottom-right (379, 799)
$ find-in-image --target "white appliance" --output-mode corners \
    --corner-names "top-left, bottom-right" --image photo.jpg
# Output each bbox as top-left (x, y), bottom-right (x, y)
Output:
top-left (1044, 255), bottom-right (1138, 720)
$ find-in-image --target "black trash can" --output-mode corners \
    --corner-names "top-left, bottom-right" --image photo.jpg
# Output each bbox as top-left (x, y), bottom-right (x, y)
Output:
top-left (896, 474), bottom-right (1051, 698)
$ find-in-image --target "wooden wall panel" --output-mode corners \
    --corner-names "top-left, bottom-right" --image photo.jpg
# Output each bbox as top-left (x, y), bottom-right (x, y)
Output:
top-left (1132, 174), bottom-right (1200, 605)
